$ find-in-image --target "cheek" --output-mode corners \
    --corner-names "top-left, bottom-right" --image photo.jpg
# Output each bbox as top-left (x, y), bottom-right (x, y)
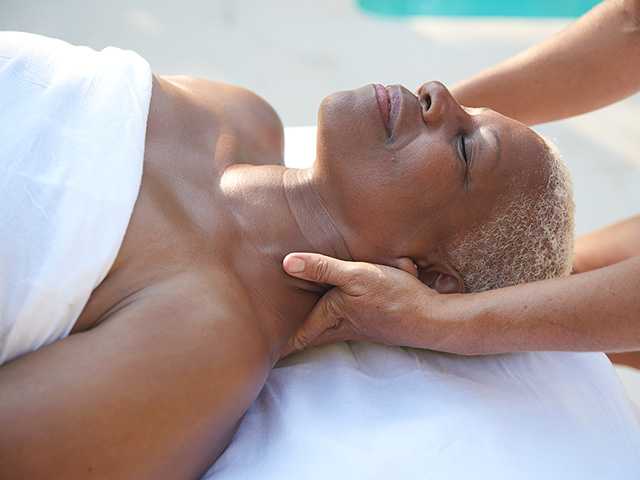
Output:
top-left (318, 130), bottom-right (465, 250)
top-left (344, 146), bottom-right (462, 239)
top-left (391, 143), bottom-right (461, 210)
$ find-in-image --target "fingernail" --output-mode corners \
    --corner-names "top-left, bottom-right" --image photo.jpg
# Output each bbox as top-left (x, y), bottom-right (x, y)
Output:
top-left (285, 256), bottom-right (306, 273)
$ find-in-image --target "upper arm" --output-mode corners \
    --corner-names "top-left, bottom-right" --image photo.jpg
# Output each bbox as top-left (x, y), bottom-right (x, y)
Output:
top-left (0, 276), bottom-right (270, 479)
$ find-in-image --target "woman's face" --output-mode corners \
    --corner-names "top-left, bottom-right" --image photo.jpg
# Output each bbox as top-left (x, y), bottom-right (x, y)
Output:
top-left (314, 81), bottom-right (550, 282)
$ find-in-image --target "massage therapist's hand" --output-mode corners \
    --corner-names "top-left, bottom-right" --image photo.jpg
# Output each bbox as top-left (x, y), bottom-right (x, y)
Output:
top-left (281, 253), bottom-right (463, 357)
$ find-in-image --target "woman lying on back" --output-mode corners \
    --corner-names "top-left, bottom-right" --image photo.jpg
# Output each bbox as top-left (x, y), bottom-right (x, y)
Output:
top-left (0, 32), bottom-right (572, 479)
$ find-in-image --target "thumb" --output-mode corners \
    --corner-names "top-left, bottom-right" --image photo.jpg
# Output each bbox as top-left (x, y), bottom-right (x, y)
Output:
top-left (288, 288), bottom-right (347, 353)
top-left (283, 253), bottom-right (362, 290)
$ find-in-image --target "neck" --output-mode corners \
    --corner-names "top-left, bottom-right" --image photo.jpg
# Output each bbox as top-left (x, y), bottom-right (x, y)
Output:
top-left (282, 168), bottom-right (352, 265)
top-left (219, 164), bottom-right (352, 359)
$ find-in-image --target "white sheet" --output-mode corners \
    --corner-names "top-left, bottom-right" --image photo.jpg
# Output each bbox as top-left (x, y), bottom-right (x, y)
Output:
top-left (202, 127), bottom-right (640, 479)
top-left (205, 345), bottom-right (640, 479)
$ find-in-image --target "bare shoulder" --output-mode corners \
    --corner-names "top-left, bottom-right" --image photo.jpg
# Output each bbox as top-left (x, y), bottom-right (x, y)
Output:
top-left (162, 75), bottom-right (285, 167)
top-left (0, 270), bottom-right (272, 479)
top-left (113, 269), bottom-right (267, 353)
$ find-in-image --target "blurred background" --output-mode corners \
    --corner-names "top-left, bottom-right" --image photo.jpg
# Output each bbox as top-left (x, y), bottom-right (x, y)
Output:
top-left (2, 0), bottom-right (639, 401)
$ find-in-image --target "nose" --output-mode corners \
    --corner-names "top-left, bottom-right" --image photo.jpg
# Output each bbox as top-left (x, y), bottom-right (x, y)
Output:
top-left (417, 81), bottom-right (468, 127)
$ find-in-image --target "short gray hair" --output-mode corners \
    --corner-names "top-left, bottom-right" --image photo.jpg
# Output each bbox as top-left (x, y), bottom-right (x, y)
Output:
top-left (446, 139), bottom-right (574, 292)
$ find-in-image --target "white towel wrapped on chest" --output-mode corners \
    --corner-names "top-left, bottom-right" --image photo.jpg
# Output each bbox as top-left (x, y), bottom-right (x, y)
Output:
top-left (0, 32), bottom-right (152, 364)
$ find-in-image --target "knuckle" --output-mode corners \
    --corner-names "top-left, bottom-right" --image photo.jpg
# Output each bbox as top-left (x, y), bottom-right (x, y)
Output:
top-left (346, 264), bottom-right (384, 295)
top-left (293, 331), bottom-right (310, 350)
top-left (315, 258), bottom-right (330, 283)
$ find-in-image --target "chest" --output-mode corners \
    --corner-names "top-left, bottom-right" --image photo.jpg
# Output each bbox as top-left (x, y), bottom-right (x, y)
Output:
top-left (74, 78), bottom-right (286, 334)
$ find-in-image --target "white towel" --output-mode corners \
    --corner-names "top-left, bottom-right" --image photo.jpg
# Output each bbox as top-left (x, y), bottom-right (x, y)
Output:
top-left (204, 345), bottom-right (640, 479)
top-left (0, 32), bottom-right (152, 364)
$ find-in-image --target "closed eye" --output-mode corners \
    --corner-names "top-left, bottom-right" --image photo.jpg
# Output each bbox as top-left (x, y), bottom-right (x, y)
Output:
top-left (458, 135), bottom-right (469, 165)
top-left (457, 134), bottom-right (472, 190)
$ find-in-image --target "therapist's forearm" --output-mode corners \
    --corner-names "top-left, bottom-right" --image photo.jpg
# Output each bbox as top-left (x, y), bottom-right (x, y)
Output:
top-left (434, 256), bottom-right (640, 355)
top-left (574, 214), bottom-right (640, 273)
top-left (451, 0), bottom-right (640, 125)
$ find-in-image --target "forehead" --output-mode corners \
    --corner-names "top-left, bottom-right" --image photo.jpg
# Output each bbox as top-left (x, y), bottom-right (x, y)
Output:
top-left (467, 107), bottom-right (544, 147)
top-left (471, 107), bottom-right (550, 191)
top-left (435, 108), bottom-right (553, 245)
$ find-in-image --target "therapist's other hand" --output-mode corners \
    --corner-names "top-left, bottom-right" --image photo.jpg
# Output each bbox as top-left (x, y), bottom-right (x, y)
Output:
top-left (281, 253), bottom-right (457, 357)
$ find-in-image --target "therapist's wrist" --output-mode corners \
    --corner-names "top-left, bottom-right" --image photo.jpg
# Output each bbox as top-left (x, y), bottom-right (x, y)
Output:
top-left (438, 286), bottom-right (547, 356)
top-left (413, 289), bottom-right (487, 356)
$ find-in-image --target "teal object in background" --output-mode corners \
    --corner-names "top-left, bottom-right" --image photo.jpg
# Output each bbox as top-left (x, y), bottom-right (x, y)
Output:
top-left (357, 0), bottom-right (601, 18)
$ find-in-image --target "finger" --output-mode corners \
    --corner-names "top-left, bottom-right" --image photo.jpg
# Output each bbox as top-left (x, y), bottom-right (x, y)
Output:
top-left (283, 253), bottom-right (363, 289)
top-left (289, 288), bottom-right (346, 352)
top-left (306, 322), bottom-right (354, 348)
top-left (279, 341), bottom-right (299, 360)
top-left (279, 322), bottom-right (351, 360)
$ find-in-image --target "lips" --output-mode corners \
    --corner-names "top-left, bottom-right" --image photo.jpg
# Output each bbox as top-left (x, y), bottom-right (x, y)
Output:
top-left (374, 84), bottom-right (391, 133)
top-left (374, 84), bottom-right (403, 137)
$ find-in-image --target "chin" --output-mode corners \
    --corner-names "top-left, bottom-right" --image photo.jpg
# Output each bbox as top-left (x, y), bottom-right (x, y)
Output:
top-left (317, 86), bottom-right (381, 155)
top-left (317, 90), bottom-right (353, 133)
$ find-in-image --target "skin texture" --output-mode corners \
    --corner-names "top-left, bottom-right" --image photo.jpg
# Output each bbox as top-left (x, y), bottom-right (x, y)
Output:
top-left (573, 214), bottom-right (640, 274)
top-left (282, 0), bottom-right (640, 362)
top-left (0, 76), bottom-right (546, 478)
top-left (452, 0), bottom-right (640, 125)
top-left (574, 215), bottom-right (640, 368)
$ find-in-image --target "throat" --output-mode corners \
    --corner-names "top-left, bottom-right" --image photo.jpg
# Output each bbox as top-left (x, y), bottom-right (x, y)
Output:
top-left (219, 163), bottom-right (351, 356)
top-left (282, 168), bottom-right (352, 262)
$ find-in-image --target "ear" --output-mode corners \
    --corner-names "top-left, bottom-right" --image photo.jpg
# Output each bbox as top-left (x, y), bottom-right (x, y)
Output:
top-left (388, 257), bottom-right (419, 277)
top-left (418, 263), bottom-right (464, 294)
